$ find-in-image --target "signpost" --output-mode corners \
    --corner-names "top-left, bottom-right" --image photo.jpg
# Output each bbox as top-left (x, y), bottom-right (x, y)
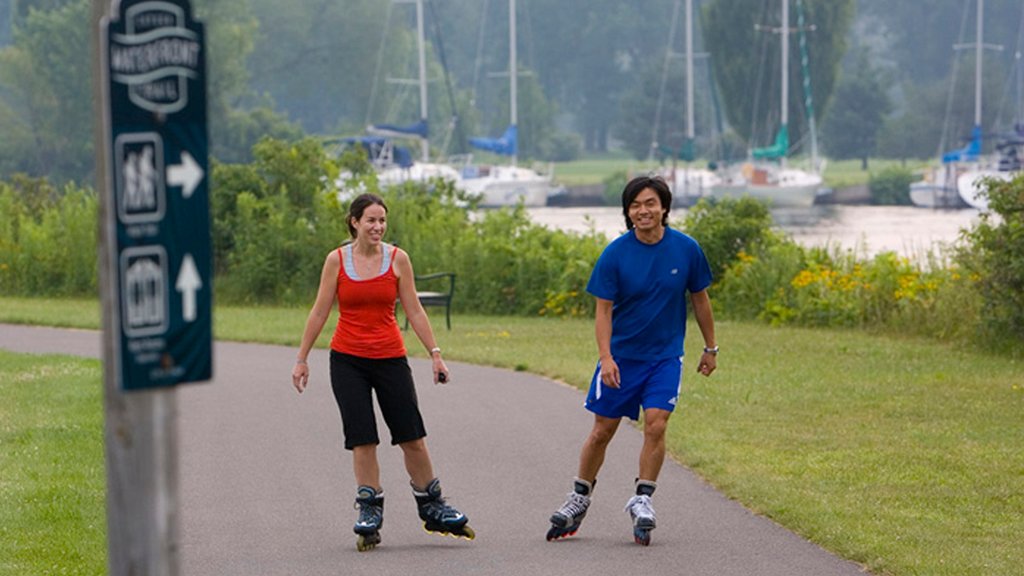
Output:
top-left (94, 0), bottom-right (210, 572)
top-left (104, 0), bottom-right (212, 389)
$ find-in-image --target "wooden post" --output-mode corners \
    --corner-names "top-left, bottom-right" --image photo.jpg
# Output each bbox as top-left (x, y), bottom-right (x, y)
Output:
top-left (93, 1), bottom-right (181, 574)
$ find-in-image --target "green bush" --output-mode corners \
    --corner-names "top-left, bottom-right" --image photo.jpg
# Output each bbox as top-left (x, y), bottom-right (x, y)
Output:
top-left (957, 174), bottom-right (1024, 344)
top-left (681, 196), bottom-right (778, 284)
top-left (714, 239), bottom-right (806, 320)
top-left (0, 178), bottom-right (96, 297)
top-left (602, 170), bottom-right (629, 206)
top-left (868, 166), bottom-right (914, 205)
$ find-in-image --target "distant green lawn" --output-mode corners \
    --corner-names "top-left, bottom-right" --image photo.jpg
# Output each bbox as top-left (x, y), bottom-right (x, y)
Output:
top-left (553, 153), bottom-right (933, 189)
top-left (2, 296), bottom-right (1022, 575)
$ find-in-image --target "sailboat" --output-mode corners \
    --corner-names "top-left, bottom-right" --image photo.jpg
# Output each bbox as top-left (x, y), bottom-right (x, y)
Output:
top-left (954, 0), bottom-right (1024, 209)
top-left (338, 0), bottom-right (462, 191)
top-left (456, 0), bottom-right (554, 207)
top-left (654, 0), bottom-right (720, 206)
top-left (910, 0), bottom-right (1003, 209)
top-left (709, 0), bottom-right (822, 208)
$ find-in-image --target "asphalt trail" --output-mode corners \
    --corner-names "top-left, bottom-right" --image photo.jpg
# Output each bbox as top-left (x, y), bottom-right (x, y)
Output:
top-left (1, 324), bottom-right (868, 575)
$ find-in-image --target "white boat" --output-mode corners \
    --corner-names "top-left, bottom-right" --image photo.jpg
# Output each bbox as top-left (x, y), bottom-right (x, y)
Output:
top-left (956, 132), bottom-right (1023, 208)
top-left (652, 0), bottom-right (720, 206)
top-left (955, 2), bottom-right (1024, 210)
top-left (909, 163), bottom-right (968, 209)
top-left (459, 0), bottom-right (553, 207)
top-left (457, 163), bottom-right (551, 207)
top-left (709, 0), bottom-right (822, 208)
top-left (910, 0), bottom-right (1017, 210)
top-left (336, 0), bottom-right (463, 193)
top-left (713, 162), bottom-right (822, 208)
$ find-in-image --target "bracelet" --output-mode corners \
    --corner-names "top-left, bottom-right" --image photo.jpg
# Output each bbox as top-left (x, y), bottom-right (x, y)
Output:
top-left (295, 358), bottom-right (307, 365)
top-left (703, 346), bottom-right (719, 355)
top-left (429, 347), bottom-right (442, 355)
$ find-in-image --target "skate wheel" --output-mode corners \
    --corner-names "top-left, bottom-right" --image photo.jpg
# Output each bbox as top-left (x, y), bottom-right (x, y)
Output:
top-left (356, 533), bottom-right (380, 551)
top-left (546, 524), bottom-right (579, 541)
top-left (459, 525), bottom-right (476, 540)
top-left (633, 529), bottom-right (651, 546)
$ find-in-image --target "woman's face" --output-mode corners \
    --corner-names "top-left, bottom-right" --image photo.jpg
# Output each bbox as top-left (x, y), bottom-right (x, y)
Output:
top-left (352, 204), bottom-right (387, 244)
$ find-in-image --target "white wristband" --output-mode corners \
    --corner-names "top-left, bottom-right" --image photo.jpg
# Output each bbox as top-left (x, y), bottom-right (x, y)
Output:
top-left (429, 347), bottom-right (441, 355)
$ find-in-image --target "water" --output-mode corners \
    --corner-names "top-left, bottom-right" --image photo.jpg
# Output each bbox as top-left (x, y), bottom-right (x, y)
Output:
top-left (524, 205), bottom-right (984, 261)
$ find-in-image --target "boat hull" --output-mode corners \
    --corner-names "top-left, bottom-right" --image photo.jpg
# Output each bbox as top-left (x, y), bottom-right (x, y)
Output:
top-left (956, 170), bottom-right (1015, 210)
top-left (710, 165), bottom-right (821, 208)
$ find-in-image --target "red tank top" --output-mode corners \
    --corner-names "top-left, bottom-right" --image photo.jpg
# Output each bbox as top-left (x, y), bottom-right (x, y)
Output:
top-left (330, 245), bottom-right (407, 358)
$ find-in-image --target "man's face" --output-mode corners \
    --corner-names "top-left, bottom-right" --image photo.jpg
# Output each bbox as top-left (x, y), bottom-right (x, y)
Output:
top-left (628, 188), bottom-right (665, 232)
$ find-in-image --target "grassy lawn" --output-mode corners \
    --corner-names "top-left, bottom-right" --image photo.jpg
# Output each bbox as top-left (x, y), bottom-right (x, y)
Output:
top-left (0, 350), bottom-right (105, 575)
top-left (552, 153), bottom-right (935, 190)
top-left (2, 297), bottom-right (1022, 575)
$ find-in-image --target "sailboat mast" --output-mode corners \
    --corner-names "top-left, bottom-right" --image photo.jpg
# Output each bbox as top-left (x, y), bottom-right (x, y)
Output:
top-left (509, 0), bottom-right (518, 166)
top-left (685, 0), bottom-right (694, 141)
top-left (416, 0), bottom-right (429, 161)
top-left (975, 0), bottom-right (984, 127)
top-left (780, 0), bottom-right (789, 168)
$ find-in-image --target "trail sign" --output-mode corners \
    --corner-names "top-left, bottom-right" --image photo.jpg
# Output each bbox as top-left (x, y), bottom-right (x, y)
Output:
top-left (102, 0), bottom-right (211, 390)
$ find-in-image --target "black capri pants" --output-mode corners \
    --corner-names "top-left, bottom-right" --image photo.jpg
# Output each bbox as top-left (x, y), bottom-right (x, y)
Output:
top-left (329, 350), bottom-right (427, 450)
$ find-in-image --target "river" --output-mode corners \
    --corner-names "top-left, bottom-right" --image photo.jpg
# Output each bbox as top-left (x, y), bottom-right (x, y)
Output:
top-left (523, 205), bottom-right (984, 261)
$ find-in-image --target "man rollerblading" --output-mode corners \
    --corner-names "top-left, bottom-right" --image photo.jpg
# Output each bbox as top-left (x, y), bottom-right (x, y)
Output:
top-left (543, 176), bottom-right (718, 546)
top-left (546, 478), bottom-right (592, 540)
top-left (353, 486), bottom-right (384, 551)
top-left (413, 478), bottom-right (475, 540)
top-left (625, 480), bottom-right (657, 546)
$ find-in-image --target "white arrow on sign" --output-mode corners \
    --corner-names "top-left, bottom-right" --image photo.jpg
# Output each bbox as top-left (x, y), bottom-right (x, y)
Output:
top-left (175, 254), bottom-right (202, 322)
top-left (167, 151), bottom-right (204, 199)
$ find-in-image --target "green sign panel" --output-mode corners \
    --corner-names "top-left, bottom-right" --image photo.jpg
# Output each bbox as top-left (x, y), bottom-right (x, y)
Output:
top-left (102, 0), bottom-right (212, 390)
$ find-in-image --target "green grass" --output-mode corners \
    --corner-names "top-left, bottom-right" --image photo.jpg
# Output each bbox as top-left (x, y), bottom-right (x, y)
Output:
top-left (822, 158), bottom-right (933, 189)
top-left (553, 151), bottom-right (662, 186)
top-left (552, 153), bottom-right (936, 190)
top-left (0, 350), bottom-right (106, 575)
top-left (2, 297), bottom-right (1023, 575)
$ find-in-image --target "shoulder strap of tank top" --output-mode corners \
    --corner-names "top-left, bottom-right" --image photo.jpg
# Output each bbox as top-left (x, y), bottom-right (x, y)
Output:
top-left (379, 243), bottom-right (394, 275)
top-left (342, 243), bottom-right (358, 279)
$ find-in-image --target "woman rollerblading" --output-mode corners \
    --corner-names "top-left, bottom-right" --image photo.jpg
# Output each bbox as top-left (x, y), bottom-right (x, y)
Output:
top-left (353, 486), bottom-right (384, 551)
top-left (292, 193), bottom-right (473, 551)
top-left (413, 478), bottom-right (475, 540)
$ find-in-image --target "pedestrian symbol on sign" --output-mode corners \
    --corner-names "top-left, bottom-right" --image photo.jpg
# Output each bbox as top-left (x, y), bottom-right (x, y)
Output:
top-left (116, 132), bottom-right (165, 224)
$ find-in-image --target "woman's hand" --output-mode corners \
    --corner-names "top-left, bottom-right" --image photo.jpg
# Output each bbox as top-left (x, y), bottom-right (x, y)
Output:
top-left (292, 360), bottom-right (309, 393)
top-left (432, 355), bottom-right (450, 385)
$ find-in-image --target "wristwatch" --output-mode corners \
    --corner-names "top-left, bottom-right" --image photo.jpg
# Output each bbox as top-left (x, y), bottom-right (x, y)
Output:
top-left (703, 346), bottom-right (719, 355)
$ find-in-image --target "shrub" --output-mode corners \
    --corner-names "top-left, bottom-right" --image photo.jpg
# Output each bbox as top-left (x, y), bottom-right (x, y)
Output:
top-left (956, 174), bottom-right (1024, 344)
top-left (681, 196), bottom-right (778, 284)
top-left (0, 179), bottom-right (96, 297)
top-left (868, 166), bottom-right (914, 205)
top-left (714, 240), bottom-right (806, 321)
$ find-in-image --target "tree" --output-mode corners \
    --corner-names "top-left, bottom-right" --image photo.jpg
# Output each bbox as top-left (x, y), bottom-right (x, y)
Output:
top-left (703, 0), bottom-right (854, 153)
top-left (822, 49), bottom-right (891, 168)
top-left (0, 0), bottom-right (92, 183)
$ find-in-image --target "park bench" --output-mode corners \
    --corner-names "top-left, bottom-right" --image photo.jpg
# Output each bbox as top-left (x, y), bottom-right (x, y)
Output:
top-left (401, 272), bottom-right (455, 330)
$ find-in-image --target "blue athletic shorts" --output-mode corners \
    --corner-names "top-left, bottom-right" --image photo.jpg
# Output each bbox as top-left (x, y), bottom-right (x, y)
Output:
top-left (585, 356), bottom-right (683, 421)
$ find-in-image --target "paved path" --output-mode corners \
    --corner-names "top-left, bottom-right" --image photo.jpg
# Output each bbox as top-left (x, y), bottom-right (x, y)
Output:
top-left (1, 324), bottom-right (868, 575)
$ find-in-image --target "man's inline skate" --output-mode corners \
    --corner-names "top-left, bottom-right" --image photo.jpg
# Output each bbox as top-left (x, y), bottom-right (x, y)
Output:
top-left (625, 480), bottom-right (657, 546)
top-left (546, 478), bottom-right (592, 541)
top-left (413, 478), bottom-right (475, 540)
top-left (353, 486), bottom-right (384, 551)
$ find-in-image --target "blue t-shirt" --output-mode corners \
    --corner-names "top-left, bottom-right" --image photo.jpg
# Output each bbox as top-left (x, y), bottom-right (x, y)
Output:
top-left (586, 228), bottom-right (712, 361)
